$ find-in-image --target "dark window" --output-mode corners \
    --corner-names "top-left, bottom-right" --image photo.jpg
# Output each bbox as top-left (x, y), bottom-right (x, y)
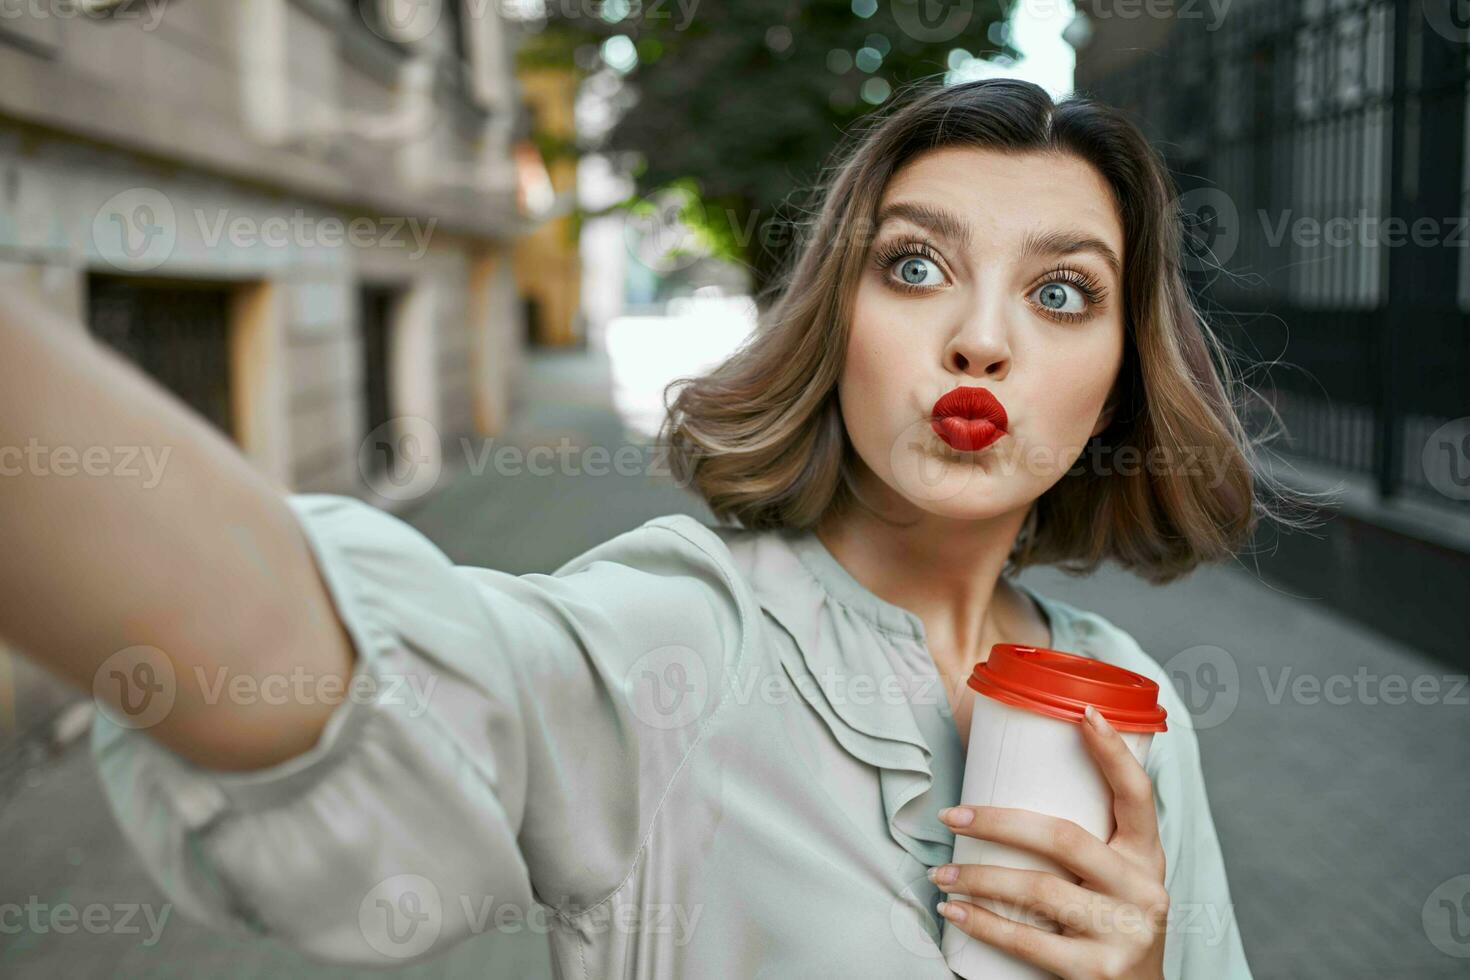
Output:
top-left (523, 294), bottom-right (541, 347)
top-left (87, 275), bottom-right (235, 439)
top-left (359, 284), bottom-right (398, 475)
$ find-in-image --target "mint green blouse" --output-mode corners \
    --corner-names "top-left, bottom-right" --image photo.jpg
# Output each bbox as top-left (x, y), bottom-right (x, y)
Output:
top-left (90, 494), bottom-right (1253, 977)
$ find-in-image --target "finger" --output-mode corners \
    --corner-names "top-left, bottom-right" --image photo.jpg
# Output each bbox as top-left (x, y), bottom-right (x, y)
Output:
top-left (1080, 705), bottom-right (1162, 856)
top-left (937, 898), bottom-right (1085, 977)
top-left (941, 805), bottom-right (1144, 895)
top-left (933, 863), bottom-right (1103, 936)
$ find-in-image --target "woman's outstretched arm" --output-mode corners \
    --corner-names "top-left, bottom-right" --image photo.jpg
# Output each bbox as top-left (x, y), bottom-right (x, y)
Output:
top-left (0, 290), bottom-right (355, 772)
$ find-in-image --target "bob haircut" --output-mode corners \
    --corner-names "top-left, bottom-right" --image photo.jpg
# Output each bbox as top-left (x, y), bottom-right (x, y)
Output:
top-left (658, 77), bottom-right (1322, 585)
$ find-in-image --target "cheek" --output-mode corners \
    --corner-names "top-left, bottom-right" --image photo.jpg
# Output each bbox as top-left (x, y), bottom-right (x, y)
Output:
top-left (1029, 329), bottom-right (1123, 443)
top-left (839, 323), bottom-right (882, 451)
top-left (836, 299), bottom-right (919, 484)
top-left (842, 290), bottom-right (915, 433)
top-left (845, 292), bottom-right (906, 384)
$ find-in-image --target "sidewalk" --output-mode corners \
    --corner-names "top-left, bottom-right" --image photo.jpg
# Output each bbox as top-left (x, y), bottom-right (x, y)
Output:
top-left (3, 342), bottom-right (1467, 977)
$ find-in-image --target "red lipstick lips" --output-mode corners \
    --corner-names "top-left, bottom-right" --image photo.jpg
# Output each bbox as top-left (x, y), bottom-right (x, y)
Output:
top-left (930, 386), bottom-right (1008, 452)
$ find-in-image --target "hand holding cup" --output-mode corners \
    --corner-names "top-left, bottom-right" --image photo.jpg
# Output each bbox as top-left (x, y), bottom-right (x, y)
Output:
top-left (936, 644), bottom-right (1170, 980)
top-left (933, 703), bottom-right (1169, 980)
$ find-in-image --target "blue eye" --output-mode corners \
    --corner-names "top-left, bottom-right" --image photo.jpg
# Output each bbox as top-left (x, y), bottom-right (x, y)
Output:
top-left (896, 256), bottom-right (943, 288)
top-left (1032, 281), bottom-right (1087, 314)
top-left (1028, 265), bottom-right (1108, 322)
top-left (872, 238), bottom-right (949, 292)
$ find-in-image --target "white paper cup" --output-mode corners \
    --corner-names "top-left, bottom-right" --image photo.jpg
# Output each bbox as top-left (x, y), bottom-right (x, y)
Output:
top-left (940, 644), bottom-right (1167, 980)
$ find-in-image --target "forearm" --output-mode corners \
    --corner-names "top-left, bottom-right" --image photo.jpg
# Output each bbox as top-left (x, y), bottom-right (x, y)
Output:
top-left (0, 291), bottom-right (355, 771)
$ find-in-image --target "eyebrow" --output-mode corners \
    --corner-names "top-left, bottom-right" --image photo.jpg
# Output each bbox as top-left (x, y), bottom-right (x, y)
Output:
top-left (873, 200), bottom-right (1123, 282)
top-left (875, 201), bottom-right (973, 251)
top-left (1019, 227), bottom-right (1124, 283)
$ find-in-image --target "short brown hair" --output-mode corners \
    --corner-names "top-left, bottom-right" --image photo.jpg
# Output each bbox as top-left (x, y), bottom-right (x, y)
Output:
top-left (658, 77), bottom-right (1325, 585)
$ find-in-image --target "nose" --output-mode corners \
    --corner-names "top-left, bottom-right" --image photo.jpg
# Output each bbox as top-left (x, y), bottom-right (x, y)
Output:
top-left (944, 300), bottom-right (1012, 380)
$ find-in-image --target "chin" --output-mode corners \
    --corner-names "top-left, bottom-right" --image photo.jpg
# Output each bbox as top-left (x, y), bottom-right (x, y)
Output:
top-left (903, 491), bottom-right (1022, 523)
top-left (880, 459), bottom-right (1026, 521)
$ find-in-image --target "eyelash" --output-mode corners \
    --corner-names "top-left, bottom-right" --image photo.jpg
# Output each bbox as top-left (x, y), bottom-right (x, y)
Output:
top-left (870, 236), bottom-right (1109, 322)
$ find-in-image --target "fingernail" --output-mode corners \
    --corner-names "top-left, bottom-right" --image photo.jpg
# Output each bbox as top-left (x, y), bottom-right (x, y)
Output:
top-left (939, 806), bottom-right (973, 827)
top-left (929, 864), bottom-right (958, 885)
top-left (1085, 704), bottom-right (1112, 733)
top-left (937, 900), bottom-right (966, 923)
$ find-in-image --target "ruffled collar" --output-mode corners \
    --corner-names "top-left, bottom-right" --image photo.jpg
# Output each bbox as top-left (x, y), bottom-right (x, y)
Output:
top-left (710, 521), bottom-right (1074, 875)
top-left (782, 527), bottom-right (1072, 653)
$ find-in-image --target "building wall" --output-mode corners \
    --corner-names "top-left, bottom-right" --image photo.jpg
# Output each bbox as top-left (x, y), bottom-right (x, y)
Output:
top-left (515, 65), bottom-right (584, 347)
top-left (0, 0), bottom-right (540, 747)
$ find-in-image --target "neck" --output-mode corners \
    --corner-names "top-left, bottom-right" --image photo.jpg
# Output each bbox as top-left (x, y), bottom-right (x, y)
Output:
top-left (815, 474), bottom-right (1038, 680)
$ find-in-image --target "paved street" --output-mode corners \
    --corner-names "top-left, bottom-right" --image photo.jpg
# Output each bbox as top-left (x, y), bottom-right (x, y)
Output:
top-left (2, 340), bottom-right (1467, 978)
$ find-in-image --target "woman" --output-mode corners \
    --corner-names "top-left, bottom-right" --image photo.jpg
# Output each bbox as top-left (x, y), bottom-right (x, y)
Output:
top-left (1, 79), bottom-right (1304, 977)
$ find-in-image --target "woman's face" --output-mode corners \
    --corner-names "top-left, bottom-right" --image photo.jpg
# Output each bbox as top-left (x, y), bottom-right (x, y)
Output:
top-left (839, 145), bottom-right (1127, 518)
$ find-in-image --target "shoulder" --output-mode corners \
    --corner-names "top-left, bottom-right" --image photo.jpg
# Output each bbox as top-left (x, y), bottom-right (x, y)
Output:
top-left (555, 512), bottom-right (740, 572)
top-left (550, 512), bottom-right (753, 598)
top-left (545, 512), bottom-right (766, 667)
top-left (1035, 591), bottom-right (1199, 773)
top-left (1041, 593), bottom-right (1189, 723)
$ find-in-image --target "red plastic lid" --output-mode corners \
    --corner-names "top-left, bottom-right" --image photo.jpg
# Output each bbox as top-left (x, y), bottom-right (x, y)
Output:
top-left (968, 644), bottom-right (1168, 732)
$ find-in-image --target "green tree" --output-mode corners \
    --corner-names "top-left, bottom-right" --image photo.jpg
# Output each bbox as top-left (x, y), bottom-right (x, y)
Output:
top-left (519, 0), bottom-right (1012, 298)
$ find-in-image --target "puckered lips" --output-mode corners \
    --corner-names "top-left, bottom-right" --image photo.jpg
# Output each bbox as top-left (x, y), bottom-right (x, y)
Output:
top-left (930, 385), bottom-right (1009, 452)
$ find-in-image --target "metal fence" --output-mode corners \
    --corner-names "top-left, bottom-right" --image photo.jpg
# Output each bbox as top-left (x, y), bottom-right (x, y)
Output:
top-left (1079, 0), bottom-right (1470, 508)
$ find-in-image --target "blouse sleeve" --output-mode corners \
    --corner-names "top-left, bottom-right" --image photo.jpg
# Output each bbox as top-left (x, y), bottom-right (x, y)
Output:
top-left (1146, 683), bottom-right (1255, 979)
top-left (89, 493), bottom-right (752, 966)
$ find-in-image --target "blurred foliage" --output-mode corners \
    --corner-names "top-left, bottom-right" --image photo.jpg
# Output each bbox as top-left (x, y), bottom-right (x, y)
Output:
top-left (517, 0), bottom-right (1013, 295)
